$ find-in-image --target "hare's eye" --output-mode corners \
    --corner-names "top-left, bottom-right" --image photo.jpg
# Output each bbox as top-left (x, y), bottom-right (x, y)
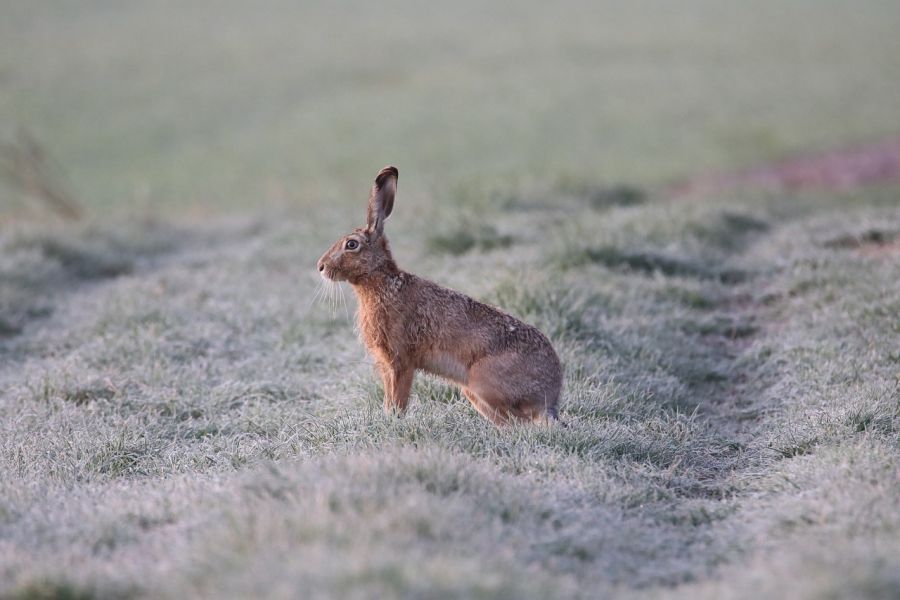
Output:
top-left (345, 239), bottom-right (359, 250)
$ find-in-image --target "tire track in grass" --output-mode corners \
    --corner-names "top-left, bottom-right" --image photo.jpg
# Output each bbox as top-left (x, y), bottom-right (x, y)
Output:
top-left (0, 219), bottom-right (264, 357)
top-left (527, 159), bottom-right (894, 588)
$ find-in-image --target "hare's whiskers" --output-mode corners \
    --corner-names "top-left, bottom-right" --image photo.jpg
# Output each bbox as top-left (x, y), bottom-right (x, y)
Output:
top-left (329, 280), bottom-right (338, 318)
top-left (338, 282), bottom-right (351, 323)
top-left (313, 279), bottom-right (328, 307)
top-left (308, 279), bottom-right (324, 309)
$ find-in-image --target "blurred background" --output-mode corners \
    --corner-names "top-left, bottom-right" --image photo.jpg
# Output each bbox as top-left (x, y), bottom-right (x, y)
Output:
top-left (2, 0), bottom-right (899, 219)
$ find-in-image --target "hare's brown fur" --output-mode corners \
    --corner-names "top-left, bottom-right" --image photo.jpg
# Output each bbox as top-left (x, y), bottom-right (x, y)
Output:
top-left (317, 166), bottom-right (562, 425)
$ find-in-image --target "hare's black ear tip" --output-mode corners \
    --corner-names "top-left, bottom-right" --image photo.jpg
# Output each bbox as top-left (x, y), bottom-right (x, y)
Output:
top-left (375, 165), bottom-right (398, 187)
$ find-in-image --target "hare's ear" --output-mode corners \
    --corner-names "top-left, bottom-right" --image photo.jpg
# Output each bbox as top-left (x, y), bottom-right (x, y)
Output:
top-left (366, 166), bottom-right (398, 238)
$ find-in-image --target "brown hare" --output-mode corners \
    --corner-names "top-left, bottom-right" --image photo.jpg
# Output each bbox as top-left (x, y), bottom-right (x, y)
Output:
top-left (317, 166), bottom-right (563, 425)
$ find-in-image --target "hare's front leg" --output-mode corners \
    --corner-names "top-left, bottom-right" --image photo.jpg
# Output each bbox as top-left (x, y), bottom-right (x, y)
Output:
top-left (379, 362), bottom-right (414, 414)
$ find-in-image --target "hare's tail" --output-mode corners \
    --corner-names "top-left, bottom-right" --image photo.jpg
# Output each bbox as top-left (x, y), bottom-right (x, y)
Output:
top-left (546, 406), bottom-right (568, 428)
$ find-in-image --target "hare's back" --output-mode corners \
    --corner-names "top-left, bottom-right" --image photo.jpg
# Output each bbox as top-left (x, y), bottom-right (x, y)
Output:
top-left (410, 276), bottom-right (555, 358)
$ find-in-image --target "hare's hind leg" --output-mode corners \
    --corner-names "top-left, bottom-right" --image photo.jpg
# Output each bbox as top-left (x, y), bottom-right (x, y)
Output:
top-left (466, 353), bottom-right (559, 425)
top-left (462, 387), bottom-right (510, 425)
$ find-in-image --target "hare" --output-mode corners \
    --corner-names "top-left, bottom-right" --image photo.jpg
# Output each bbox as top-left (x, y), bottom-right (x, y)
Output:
top-left (317, 166), bottom-right (563, 425)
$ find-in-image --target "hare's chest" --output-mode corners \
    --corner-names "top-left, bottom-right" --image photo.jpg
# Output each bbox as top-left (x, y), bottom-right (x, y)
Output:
top-left (357, 303), bottom-right (404, 357)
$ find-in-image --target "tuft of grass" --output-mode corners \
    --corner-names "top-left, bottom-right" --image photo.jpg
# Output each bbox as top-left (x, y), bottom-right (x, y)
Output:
top-left (413, 374), bottom-right (463, 405)
top-left (823, 227), bottom-right (898, 249)
top-left (555, 175), bottom-right (647, 210)
top-left (689, 211), bottom-right (771, 251)
top-left (677, 314), bottom-right (759, 339)
top-left (426, 223), bottom-right (515, 256)
top-left (586, 185), bottom-right (646, 210)
top-left (556, 245), bottom-right (747, 283)
top-left (62, 382), bottom-right (117, 406)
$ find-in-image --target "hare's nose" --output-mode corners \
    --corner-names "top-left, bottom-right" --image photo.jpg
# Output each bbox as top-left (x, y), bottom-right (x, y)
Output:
top-left (317, 261), bottom-right (325, 272)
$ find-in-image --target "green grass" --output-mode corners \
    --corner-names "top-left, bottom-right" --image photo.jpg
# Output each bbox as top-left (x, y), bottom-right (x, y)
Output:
top-left (1, 2), bottom-right (900, 599)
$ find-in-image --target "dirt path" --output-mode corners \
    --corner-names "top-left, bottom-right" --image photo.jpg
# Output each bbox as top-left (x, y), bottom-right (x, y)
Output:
top-left (670, 136), bottom-right (900, 196)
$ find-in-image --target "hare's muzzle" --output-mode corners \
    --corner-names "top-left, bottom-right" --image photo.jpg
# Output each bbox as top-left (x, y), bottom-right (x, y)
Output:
top-left (316, 256), bottom-right (331, 280)
top-left (317, 249), bottom-right (336, 280)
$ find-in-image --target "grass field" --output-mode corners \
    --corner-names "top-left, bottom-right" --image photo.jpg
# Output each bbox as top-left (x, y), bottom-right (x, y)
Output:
top-left (1, 2), bottom-right (899, 599)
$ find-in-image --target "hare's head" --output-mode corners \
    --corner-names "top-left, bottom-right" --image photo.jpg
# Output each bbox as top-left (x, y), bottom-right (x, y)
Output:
top-left (317, 166), bottom-right (398, 284)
